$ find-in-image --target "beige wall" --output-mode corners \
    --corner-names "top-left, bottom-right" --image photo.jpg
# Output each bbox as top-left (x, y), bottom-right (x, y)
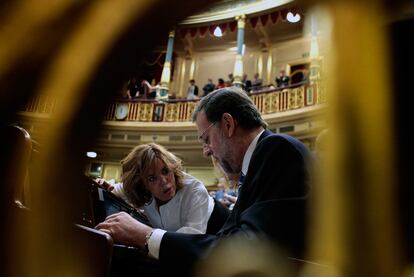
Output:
top-left (194, 51), bottom-right (235, 92)
top-left (272, 37), bottom-right (311, 76)
top-left (171, 36), bottom-right (316, 95)
top-left (103, 163), bottom-right (121, 181)
top-left (86, 161), bottom-right (217, 189)
top-left (185, 167), bottom-right (217, 188)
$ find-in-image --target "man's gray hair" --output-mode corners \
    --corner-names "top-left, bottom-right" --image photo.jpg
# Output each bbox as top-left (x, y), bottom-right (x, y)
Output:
top-left (192, 86), bottom-right (267, 130)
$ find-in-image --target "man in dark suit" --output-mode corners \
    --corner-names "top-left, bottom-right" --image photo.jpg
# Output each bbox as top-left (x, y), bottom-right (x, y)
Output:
top-left (276, 69), bottom-right (290, 87)
top-left (97, 87), bottom-right (311, 276)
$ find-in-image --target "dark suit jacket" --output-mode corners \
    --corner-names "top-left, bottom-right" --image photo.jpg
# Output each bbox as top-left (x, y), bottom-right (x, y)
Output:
top-left (276, 75), bottom-right (290, 87)
top-left (159, 130), bottom-right (311, 275)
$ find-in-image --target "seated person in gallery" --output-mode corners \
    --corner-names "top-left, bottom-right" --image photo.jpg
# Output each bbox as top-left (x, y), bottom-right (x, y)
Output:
top-left (226, 72), bottom-right (234, 86)
top-left (251, 73), bottom-right (263, 89)
top-left (276, 70), bottom-right (290, 87)
top-left (216, 78), bottom-right (226, 89)
top-left (214, 179), bottom-right (237, 209)
top-left (126, 77), bottom-right (141, 99)
top-left (186, 79), bottom-right (199, 100)
top-left (242, 73), bottom-right (252, 92)
top-left (202, 78), bottom-right (215, 96)
top-left (141, 80), bottom-right (159, 99)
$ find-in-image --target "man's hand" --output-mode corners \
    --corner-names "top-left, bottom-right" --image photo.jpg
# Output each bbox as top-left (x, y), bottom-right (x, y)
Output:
top-left (95, 211), bottom-right (152, 249)
top-left (218, 198), bottom-right (231, 207)
top-left (224, 193), bottom-right (237, 203)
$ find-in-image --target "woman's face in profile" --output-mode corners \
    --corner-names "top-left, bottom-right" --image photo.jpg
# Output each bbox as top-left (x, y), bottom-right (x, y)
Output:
top-left (144, 158), bottom-right (176, 205)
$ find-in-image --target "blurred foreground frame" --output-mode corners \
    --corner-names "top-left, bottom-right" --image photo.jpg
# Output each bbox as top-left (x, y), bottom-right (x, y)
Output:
top-left (0, 0), bottom-right (218, 276)
top-left (1, 0), bottom-right (413, 276)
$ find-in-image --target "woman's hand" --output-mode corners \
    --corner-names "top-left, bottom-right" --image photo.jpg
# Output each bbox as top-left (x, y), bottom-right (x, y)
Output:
top-left (95, 178), bottom-right (114, 191)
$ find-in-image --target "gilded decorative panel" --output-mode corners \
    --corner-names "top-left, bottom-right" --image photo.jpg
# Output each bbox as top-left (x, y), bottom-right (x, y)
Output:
top-left (139, 103), bottom-right (153, 121)
top-left (165, 103), bottom-right (179, 122)
top-left (316, 82), bottom-right (327, 104)
top-left (263, 94), bottom-right (271, 114)
top-left (264, 93), bottom-right (279, 114)
top-left (288, 87), bottom-right (304, 109)
top-left (185, 102), bottom-right (197, 121)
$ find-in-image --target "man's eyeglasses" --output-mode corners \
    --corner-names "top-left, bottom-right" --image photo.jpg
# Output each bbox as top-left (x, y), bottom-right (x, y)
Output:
top-left (198, 122), bottom-right (216, 144)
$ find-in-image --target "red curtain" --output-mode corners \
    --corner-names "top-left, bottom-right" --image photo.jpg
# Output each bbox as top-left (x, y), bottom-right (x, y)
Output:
top-left (177, 9), bottom-right (298, 38)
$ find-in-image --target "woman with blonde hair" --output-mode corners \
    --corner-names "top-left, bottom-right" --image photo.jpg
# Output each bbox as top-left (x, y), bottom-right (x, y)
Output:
top-left (101, 143), bottom-right (228, 234)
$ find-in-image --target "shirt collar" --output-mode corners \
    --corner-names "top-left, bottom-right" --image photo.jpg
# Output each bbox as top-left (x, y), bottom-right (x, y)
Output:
top-left (241, 129), bottom-right (265, 176)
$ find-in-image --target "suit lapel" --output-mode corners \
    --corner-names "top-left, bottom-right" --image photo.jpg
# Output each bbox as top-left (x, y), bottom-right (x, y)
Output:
top-left (218, 129), bottom-right (274, 235)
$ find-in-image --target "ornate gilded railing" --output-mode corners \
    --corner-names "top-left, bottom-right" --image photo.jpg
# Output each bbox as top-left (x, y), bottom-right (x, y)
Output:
top-left (22, 82), bottom-right (325, 122)
top-left (25, 95), bottom-right (57, 113)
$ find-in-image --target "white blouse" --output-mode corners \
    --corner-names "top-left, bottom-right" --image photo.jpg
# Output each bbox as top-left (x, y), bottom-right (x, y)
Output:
top-left (111, 172), bottom-right (214, 234)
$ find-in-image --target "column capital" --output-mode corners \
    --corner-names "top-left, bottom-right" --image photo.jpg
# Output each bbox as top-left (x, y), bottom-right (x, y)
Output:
top-left (168, 30), bottom-right (175, 38)
top-left (235, 14), bottom-right (246, 28)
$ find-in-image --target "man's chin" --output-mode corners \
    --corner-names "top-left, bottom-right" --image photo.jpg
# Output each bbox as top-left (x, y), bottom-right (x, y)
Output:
top-left (220, 162), bottom-right (237, 175)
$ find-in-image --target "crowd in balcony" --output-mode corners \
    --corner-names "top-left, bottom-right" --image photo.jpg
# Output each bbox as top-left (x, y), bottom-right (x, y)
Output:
top-left (119, 68), bottom-right (310, 102)
top-left (123, 77), bottom-right (160, 100)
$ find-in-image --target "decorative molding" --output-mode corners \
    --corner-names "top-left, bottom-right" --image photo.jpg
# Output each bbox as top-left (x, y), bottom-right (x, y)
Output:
top-left (179, 0), bottom-right (292, 25)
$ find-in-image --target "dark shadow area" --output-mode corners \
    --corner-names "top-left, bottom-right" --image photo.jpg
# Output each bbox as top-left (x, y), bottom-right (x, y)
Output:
top-left (390, 17), bottom-right (414, 262)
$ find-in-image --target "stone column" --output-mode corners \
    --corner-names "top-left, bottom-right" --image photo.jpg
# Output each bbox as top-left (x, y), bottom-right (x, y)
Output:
top-left (233, 15), bottom-right (246, 87)
top-left (309, 15), bottom-right (320, 84)
top-left (159, 30), bottom-right (175, 99)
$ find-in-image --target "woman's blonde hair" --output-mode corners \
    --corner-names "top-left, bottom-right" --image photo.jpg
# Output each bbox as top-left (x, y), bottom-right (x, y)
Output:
top-left (121, 143), bottom-right (184, 207)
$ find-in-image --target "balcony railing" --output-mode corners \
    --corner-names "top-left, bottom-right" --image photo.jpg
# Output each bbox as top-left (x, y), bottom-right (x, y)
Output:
top-left (22, 82), bottom-right (325, 122)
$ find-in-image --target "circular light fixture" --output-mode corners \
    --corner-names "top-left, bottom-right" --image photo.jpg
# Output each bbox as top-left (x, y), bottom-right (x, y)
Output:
top-left (86, 151), bottom-right (97, 158)
top-left (287, 12), bottom-right (301, 23)
top-left (213, 26), bottom-right (223, 37)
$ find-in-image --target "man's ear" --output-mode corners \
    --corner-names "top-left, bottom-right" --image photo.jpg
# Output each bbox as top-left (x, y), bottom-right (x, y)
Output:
top-left (222, 113), bottom-right (237, 137)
